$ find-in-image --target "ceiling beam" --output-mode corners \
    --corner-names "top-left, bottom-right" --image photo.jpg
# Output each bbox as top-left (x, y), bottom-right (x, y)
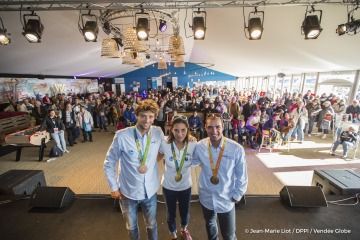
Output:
top-left (0, 0), bottom-right (357, 11)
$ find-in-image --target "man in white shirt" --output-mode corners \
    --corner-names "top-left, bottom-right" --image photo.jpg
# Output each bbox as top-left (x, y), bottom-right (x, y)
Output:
top-left (104, 99), bottom-right (163, 240)
top-left (193, 113), bottom-right (248, 240)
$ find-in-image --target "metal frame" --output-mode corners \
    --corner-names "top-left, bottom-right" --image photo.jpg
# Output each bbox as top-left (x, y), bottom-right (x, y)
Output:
top-left (0, 0), bottom-right (357, 11)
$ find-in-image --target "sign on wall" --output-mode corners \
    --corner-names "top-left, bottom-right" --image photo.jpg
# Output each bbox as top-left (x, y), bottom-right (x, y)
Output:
top-left (0, 78), bottom-right (99, 103)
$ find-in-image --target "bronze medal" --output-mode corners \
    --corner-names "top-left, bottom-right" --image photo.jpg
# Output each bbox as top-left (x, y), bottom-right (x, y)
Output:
top-left (138, 164), bottom-right (148, 174)
top-left (210, 176), bottom-right (219, 185)
top-left (175, 173), bottom-right (182, 182)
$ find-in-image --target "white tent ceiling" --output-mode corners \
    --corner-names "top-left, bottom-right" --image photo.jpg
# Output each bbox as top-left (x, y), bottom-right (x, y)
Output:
top-left (0, 1), bottom-right (359, 78)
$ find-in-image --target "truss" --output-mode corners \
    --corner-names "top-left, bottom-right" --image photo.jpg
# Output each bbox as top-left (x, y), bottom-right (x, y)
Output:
top-left (0, 0), bottom-right (358, 11)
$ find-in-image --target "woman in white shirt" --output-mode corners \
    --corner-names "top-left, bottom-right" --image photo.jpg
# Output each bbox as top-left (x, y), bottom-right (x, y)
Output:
top-left (158, 115), bottom-right (196, 240)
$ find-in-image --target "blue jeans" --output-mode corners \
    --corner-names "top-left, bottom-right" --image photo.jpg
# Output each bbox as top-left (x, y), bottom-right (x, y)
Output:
top-left (308, 116), bottom-right (316, 134)
top-left (201, 204), bottom-right (236, 240)
top-left (331, 140), bottom-right (354, 156)
top-left (162, 187), bottom-right (191, 235)
top-left (51, 131), bottom-right (67, 151)
top-left (97, 115), bottom-right (107, 130)
top-left (280, 130), bottom-right (293, 142)
top-left (119, 194), bottom-right (158, 240)
top-left (293, 124), bottom-right (304, 141)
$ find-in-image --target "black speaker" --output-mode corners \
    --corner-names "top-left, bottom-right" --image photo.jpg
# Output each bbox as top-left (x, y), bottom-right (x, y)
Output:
top-left (280, 186), bottom-right (327, 207)
top-left (0, 170), bottom-right (46, 195)
top-left (29, 186), bottom-right (75, 208)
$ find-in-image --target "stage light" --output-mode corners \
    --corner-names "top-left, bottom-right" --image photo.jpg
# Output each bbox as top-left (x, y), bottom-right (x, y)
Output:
top-left (136, 18), bottom-right (149, 40)
top-left (22, 12), bottom-right (44, 43)
top-left (245, 8), bottom-right (264, 40)
top-left (248, 18), bottom-right (263, 39)
top-left (192, 9), bottom-right (206, 40)
top-left (0, 17), bottom-right (10, 45)
top-left (301, 6), bottom-right (322, 40)
top-left (80, 12), bottom-right (99, 42)
top-left (135, 9), bottom-right (150, 41)
top-left (159, 19), bottom-right (167, 32)
top-left (336, 19), bottom-right (360, 36)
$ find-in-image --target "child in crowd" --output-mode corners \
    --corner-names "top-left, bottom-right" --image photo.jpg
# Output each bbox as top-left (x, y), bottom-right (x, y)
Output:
top-left (237, 120), bottom-right (249, 145)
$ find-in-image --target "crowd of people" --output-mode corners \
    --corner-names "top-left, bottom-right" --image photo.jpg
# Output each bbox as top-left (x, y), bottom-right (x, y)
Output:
top-left (2, 85), bottom-right (360, 156)
top-left (2, 85), bottom-right (360, 239)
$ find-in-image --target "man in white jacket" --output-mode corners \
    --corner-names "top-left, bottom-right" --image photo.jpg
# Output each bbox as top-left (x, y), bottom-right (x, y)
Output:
top-left (78, 106), bottom-right (94, 142)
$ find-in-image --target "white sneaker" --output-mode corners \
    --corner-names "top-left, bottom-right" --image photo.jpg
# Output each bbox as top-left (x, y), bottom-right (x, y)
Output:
top-left (63, 149), bottom-right (69, 153)
top-left (341, 155), bottom-right (348, 159)
top-left (321, 135), bottom-right (326, 139)
top-left (307, 134), bottom-right (311, 137)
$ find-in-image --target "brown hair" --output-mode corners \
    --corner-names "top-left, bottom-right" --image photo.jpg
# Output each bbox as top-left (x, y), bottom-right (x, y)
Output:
top-left (134, 99), bottom-right (159, 118)
top-left (166, 117), bottom-right (190, 144)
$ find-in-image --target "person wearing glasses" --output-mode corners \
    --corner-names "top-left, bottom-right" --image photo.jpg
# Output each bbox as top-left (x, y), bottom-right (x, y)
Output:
top-left (193, 113), bottom-right (248, 240)
top-left (157, 115), bottom-right (197, 240)
top-left (104, 99), bottom-right (164, 240)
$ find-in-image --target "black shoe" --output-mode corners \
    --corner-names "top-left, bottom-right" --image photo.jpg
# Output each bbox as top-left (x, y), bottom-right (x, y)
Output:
top-left (69, 144), bottom-right (74, 147)
top-left (73, 142), bottom-right (77, 144)
top-left (82, 140), bottom-right (88, 143)
top-left (89, 139), bottom-right (93, 142)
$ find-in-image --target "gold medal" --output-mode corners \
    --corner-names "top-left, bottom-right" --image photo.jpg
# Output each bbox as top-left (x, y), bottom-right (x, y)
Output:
top-left (210, 176), bottom-right (219, 185)
top-left (138, 164), bottom-right (148, 174)
top-left (175, 173), bottom-right (182, 182)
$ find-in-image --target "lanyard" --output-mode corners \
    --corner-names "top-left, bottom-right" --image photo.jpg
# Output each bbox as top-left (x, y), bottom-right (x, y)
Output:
top-left (171, 142), bottom-right (188, 174)
top-left (133, 128), bottom-right (152, 165)
top-left (208, 138), bottom-right (226, 177)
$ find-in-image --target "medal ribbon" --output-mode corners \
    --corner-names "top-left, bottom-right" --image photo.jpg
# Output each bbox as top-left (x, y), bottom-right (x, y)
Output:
top-left (208, 138), bottom-right (226, 177)
top-left (171, 142), bottom-right (188, 174)
top-left (133, 128), bottom-right (152, 165)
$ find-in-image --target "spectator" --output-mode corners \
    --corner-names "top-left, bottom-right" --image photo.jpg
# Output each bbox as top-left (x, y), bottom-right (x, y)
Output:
top-left (78, 106), bottom-right (94, 143)
top-left (330, 126), bottom-right (358, 159)
top-left (124, 104), bottom-right (137, 127)
top-left (188, 111), bottom-right (204, 139)
top-left (317, 101), bottom-right (334, 139)
top-left (346, 100), bottom-right (360, 122)
top-left (279, 112), bottom-right (296, 145)
top-left (38, 109), bottom-right (68, 153)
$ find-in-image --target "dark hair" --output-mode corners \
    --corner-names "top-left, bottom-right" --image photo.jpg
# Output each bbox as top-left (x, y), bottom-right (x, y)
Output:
top-left (166, 117), bottom-right (190, 144)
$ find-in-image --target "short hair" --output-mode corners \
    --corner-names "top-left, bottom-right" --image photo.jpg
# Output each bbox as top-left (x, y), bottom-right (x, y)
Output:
top-left (205, 113), bottom-right (223, 125)
top-left (134, 99), bottom-right (159, 117)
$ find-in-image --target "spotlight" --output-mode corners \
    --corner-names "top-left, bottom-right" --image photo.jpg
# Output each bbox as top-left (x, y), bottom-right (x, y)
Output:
top-left (301, 6), bottom-right (323, 40)
top-left (80, 12), bottom-right (99, 42)
top-left (136, 18), bottom-right (149, 40)
top-left (0, 17), bottom-right (11, 45)
top-left (245, 8), bottom-right (264, 40)
top-left (22, 12), bottom-right (44, 43)
top-left (192, 8), bottom-right (206, 40)
top-left (192, 9), bottom-right (206, 40)
top-left (159, 19), bottom-right (167, 32)
top-left (136, 10), bottom-right (150, 41)
top-left (336, 19), bottom-right (360, 36)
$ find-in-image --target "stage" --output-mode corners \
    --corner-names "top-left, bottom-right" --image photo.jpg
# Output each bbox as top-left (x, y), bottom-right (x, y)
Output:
top-left (0, 195), bottom-right (359, 240)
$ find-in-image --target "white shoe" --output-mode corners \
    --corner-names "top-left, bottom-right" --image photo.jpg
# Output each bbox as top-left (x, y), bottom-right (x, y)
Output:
top-left (307, 134), bottom-right (311, 137)
top-left (321, 135), bottom-right (326, 139)
top-left (63, 149), bottom-right (69, 153)
top-left (341, 155), bottom-right (348, 159)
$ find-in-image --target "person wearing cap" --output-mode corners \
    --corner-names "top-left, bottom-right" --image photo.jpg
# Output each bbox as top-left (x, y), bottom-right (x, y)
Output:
top-left (330, 125), bottom-right (358, 159)
top-left (317, 101), bottom-right (334, 139)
